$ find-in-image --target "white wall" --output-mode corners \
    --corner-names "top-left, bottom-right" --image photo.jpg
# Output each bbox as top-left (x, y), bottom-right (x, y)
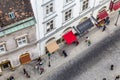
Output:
top-left (30, 0), bottom-right (111, 55)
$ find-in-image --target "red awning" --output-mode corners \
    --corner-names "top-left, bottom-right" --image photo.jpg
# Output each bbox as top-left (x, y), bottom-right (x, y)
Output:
top-left (113, 1), bottom-right (120, 10)
top-left (63, 31), bottom-right (77, 45)
top-left (98, 10), bottom-right (108, 20)
top-left (109, 1), bottom-right (114, 11)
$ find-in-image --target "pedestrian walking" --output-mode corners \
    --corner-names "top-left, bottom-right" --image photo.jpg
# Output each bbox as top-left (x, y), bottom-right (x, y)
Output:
top-left (23, 68), bottom-right (27, 74)
top-left (39, 67), bottom-right (44, 75)
top-left (37, 57), bottom-right (42, 62)
top-left (105, 17), bottom-right (110, 25)
top-left (75, 41), bottom-right (79, 46)
top-left (34, 65), bottom-right (39, 70)
top-left (99, 22), bottom-right (105, 29)
top-left (62, 50), bottom-right (68, 57)
top-left (85, 37), bottom-right (91, 46)
top-left (48, 60), bottom-right (51, 67)
top-left (25, 72), bottom-right (30, 78)
top-left (102, 25), bottom-right (106, 32)
top-left (115, 75), bottom-right (119, 80)
top-left (103, 78), bottom-right (106, 80)
top-left (37, 57), bottom-right (44, 65)
top-left (9, 76), bottom-right (15, 80)
top-left (23, 68), bottom-right (30, 78)
top-left (110, 64), bottom-right (114, 70)
top-left (48, 53), bottom-right (51, 59)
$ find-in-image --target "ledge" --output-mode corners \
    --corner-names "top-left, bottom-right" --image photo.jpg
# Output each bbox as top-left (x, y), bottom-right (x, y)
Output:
top-left (0, 17), bottom-right (36, 37)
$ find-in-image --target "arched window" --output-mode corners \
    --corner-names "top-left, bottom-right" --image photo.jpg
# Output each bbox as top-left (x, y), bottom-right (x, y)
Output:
top-left (62, 27), bottom-right (72, 34)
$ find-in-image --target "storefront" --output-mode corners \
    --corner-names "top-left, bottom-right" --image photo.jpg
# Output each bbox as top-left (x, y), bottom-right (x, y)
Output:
top-left (109, 0), bottom-right (120, 11)
top-left (19, 53), bottom-right (31, 64)
top-left (97, 10), bottom-right (108, 20)
top-left (62, 30), bottom-right (77, 45)
top-left (76, 18), bottom-right (94, 35)
top-left (46, 41), bottom-right (59, 53)
top-left (96, 9), bottom-right (110, 27)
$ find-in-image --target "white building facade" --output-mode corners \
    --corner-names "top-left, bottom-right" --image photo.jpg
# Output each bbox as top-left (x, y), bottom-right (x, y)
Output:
top-left (30, 0), bottom-right (119, 55)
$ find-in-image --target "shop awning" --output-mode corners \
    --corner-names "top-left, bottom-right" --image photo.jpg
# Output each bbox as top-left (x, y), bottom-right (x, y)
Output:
top-left (109, 1), bottom-right (114, 11)
top-left (46, 41), bottom-right (59, 53)
top-left (20, 53), bottom-right (31, 64)
top-left (77, 18), bottom-right (94, 34)
top-left (63, 31), bottom-right (77, 45)
top-left (98, 10), bottom-right (108, 20)
top-left (113, 1), bottom-right (120, 10)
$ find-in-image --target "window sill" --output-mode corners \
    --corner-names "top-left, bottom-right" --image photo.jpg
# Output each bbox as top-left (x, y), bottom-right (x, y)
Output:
top-left (44, 28), bottom-right (56, 36)
top-left (44, 12), bottom-right (56, 19)
top-left (17, 44), bottom-right (28, 48)
top-left (79, 7), bottom-right (91, 14)
top-left (63, 0), bottom-right (74, 7)
top-left (62, 17), bottom-right (74, 25)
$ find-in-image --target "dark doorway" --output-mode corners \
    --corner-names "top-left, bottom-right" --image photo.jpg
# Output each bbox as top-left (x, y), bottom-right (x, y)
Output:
top-left (0, 60), bottom-right (12, 71)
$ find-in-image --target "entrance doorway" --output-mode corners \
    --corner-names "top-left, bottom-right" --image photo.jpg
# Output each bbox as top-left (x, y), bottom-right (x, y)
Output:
top-left (20, 53), bottom-right (31, 64)
top-left (0, 60), bottom-right (12, 71)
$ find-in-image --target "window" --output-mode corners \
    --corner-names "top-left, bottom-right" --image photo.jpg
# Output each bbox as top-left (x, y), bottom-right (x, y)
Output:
top-left (16, 36), bottom-right (28, 47)
top-left (82, 0), bottom-right (89, 10)
top-left (56, 38), bottom-right (64, 44)
top-left (0, 44), bottom-right (6, 53)
top-left (8, 12), bottom-right (15, 19)
top-left (65, 0), bottom-right (72, 3)
top-left (45, 3), bottom-right (54, 15)
top-left (46, 20), bottom-right (54, 32)
top-left (64, 9), bottom-right (72, 21)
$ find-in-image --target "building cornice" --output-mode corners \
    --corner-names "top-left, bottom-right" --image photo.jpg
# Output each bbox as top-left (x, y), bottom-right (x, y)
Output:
top-left (0, 17), bottom-right (36, 37)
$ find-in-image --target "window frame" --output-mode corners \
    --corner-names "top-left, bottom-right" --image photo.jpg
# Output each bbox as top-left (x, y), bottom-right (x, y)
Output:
top-left (82, 0), bottom-right (89, 11)
top-left (16, 35), bottom-right (28, 47)
top-left (46, 19), bottom-right (55, 33)
top-left (8, 12), bottom-right (15, 19)
top-left (44, 2), bottom-right (54, 16)
top-left (64, 9), bottom-right (73, 22)
top-left (0, 42), bottom-right (6, 54)
top-left (65, 0), bottom-right (73, 4)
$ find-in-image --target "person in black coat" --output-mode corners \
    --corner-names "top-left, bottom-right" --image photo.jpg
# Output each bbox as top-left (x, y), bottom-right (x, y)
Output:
top-left (102, 25), bottom-right (106, 32)
top-left (62, 50), bottom-right (68, 57)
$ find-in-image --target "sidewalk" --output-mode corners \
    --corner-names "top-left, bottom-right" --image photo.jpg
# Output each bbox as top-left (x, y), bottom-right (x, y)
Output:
top-left (0, 11), bottom-right (120, 80)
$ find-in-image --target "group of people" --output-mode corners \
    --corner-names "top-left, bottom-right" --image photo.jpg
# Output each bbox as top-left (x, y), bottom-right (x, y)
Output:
top-left (96, 17), bottom-right (110, 32)
top-left (85, 36), bottom-right (91, 46)
top-left (102, 64), bottom-right (120, 80)
top-left (34, 57), bottom-right (45, 75)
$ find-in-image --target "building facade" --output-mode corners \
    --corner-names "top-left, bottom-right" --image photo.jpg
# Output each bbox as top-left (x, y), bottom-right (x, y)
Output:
top-left (0, 0), bottom-right (38, 71)
top-left (30, 0), bottom-right (114, 55)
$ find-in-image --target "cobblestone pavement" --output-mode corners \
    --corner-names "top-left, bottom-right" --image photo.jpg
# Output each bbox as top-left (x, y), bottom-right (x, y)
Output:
top-left (0, 10), bottom-right (120, 80)
top-left (43, 24), bottom-right (120, 80)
